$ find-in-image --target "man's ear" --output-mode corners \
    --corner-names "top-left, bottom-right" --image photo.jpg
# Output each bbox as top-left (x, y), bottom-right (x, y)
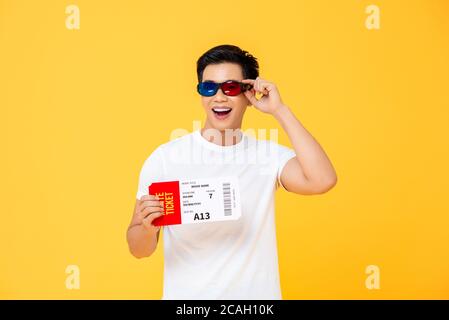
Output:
top-left (246, 89), bottom-right (255, 107)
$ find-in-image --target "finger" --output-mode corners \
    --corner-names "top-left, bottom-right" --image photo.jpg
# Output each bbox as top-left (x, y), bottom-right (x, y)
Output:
top-left (259, 84), bottom-right (270, 95)
top-left (139, 204), bottom-right (162, 216)
top-left (139, 205), bottom-right (164, 218)
top-left (255, 78), bottom-right (266, 94)
top-left (254, 80), bottom-right (268, 95)
top-left (141, 204), bottom-right (164, 214)
top-left (140, 194), bottom-right (160, 202)
top-left (143, 211), bottom-right (164, 225)
top-left (141, 199), bottom-right (164, 207)
top-left (138, 195), bottom-right (159, 209)
top-left (254, 78), bottom-right (260, 92)
top-left (241, 79), bottom-right (255, 84)
top-left (254, 80), bottom-right (269, 94)
top-left (140, 200), bottom-right (164, 209)
top-left (139, 208), bottom-right (163, 222)
top-left (259, 80), bottom-right (273, 89)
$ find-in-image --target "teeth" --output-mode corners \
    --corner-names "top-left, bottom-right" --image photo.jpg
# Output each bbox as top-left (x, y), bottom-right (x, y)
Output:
top-left (213, 107), bottom-right (231, 112)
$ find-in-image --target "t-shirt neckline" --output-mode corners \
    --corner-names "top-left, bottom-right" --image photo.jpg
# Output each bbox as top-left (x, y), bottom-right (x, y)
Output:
top-left (192, 129), bottom-right (248, 153)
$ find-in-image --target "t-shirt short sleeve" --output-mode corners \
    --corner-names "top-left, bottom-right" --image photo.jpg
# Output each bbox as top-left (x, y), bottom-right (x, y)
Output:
top-left (135, 146), bottom-right (165, 200)
top-left (275, 144), bottom-right (296, 190)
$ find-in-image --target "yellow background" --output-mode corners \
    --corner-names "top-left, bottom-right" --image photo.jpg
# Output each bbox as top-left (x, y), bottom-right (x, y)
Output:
top-left (1, 0), bottom-right (448, 299)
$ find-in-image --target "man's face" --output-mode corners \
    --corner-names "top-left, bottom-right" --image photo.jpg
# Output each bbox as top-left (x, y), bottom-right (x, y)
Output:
top-left (200, 63), bottom-right (251, 132)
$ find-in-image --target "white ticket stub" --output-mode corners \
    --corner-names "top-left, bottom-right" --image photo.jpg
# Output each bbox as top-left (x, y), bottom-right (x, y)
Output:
top-left (148, 176), bottom-right (242, 226)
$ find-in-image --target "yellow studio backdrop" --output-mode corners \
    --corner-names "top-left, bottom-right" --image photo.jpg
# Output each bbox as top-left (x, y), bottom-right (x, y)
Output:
top-left (1, 0), bottom-right (448, 299)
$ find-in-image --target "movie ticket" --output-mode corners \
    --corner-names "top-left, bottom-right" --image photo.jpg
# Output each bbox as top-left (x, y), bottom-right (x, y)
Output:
top-left (148, 176), bottom-right (242, 226)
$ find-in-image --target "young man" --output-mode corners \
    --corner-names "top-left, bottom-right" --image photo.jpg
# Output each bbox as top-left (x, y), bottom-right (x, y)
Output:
top-left (127, 44), bottom-right (337, 299)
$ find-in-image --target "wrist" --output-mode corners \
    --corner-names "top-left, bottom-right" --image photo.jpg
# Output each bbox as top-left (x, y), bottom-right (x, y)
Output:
top-left (272, 104), bottom-right (290, 119)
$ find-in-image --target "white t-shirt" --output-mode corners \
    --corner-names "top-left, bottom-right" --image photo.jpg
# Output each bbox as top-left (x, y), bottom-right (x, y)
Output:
top-left (135, 129), bottom-right (296, 300)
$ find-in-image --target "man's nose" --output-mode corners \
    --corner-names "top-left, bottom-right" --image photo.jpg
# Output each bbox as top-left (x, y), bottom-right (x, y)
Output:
top-left (213, 88), bottom-right (228, 101)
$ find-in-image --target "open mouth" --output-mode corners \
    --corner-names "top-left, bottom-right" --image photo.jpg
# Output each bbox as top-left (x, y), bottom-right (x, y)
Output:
top-left (212, 107), bottom-right (232, 120)
top-left (212, 107), bottom-right (232, 116)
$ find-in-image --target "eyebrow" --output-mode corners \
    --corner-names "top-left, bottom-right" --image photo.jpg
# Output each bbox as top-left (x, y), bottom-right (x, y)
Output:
top-left (202, 79), bottom-right (242, 83)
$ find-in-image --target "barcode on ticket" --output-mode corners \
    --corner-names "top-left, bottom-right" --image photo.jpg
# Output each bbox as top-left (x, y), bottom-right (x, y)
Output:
top-left (222, 182), bottom-right (232, 216)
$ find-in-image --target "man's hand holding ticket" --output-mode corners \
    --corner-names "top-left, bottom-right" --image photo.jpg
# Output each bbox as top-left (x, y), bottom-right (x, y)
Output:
top-left (148, 176), bottom-right (242, 226)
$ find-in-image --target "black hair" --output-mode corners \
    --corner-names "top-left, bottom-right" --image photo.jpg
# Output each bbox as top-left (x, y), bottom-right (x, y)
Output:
top-left (196, 44), bottom-right (259, 83)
